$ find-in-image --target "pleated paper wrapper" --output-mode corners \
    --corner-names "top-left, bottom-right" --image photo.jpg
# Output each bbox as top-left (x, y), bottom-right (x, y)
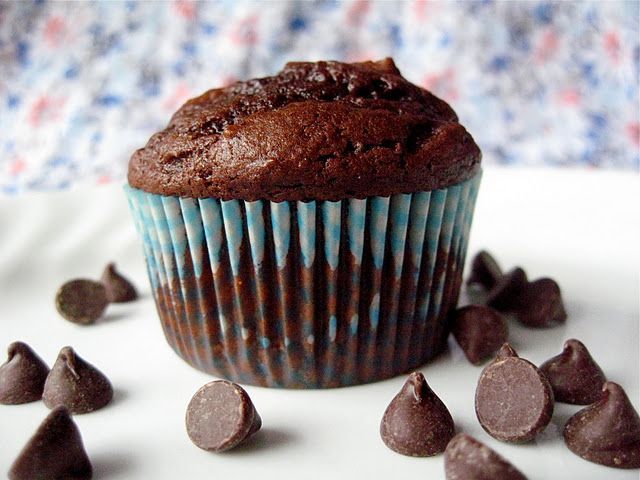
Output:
top-left (125, 171), bottom-right (481, 388)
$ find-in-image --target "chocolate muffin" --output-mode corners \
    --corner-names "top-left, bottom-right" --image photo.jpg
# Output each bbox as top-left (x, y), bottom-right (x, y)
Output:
top-left (126, 58), bottom-right (481, 388)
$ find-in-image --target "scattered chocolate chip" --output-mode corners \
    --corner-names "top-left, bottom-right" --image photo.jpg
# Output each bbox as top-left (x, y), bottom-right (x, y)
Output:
top-left (451, 305), bottom-right (508, 365)
top-left (55, 279), bottom-right (108, 325)
top-left (466, 250), bottom-right (504, 290)
top-left (42, 347), bottom-right (113, 414)
top-left (0, 342), bottom-right (49, 405)
top-left (101, 262), bottom-right (137, 303)
top-left (486, 267), bottom-right (567, 329)
top-left (513, 278), bottom-right (567, 328)
top-left (475, 343), bottom-right (554, 443)
top-left (8, 406), bottom-right (92, 480)
top-left (444, 433), bottom-right (527, 480)
top-left (540, 339), bottom-right (606, 405)
top-left (186, 380), bottom-right (262, 452)
top-left (380, 371), bottom-right (455, 456)
top-left (466, 252), bottom-right (567, 329)
top-left (564, 382), bottom-right (640, 469)
top-left (486, 267), bottom-right (528, 312)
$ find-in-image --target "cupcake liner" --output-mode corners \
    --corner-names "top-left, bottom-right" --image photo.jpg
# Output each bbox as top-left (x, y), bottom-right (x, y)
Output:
top-left (125, 171), bottom-right (481, 388)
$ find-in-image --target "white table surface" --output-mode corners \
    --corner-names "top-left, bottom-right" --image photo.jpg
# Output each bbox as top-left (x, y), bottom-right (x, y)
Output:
top-left (0, 166), bottom-right (638, 480)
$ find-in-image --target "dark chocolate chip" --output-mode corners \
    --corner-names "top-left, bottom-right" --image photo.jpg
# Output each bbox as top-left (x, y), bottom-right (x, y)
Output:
top-left (513, 278), bottom-right (567, 328)
top-left (486, 267), bottom-right (528, 312)
top-left (0, 342), bottom-right (49, 405)
top-left (444, 433), bottom-right (527, 480)
top-left (564, 382), bottom-right (640, 469)
top-left (540, 339), bottom-right (606, 405)
top-left (42, 346), bottom-right (113, 414)
top-left (486, 267), bottom-right (567, 329)
top-left (475, 343), bottom-right (554, 443)
top-left (101, 262), bottom-right (137, 303)
top-left (380, 371), bottom-right (455, 456)
top-left (451, 305), bottom-right (508, 365)
top-left (466, 250), bottom-right (504, 290)
top-left (186, 380), bottom-right (262, 452)
top-left (55, 279), bottom-right (109, 325)
top-left (8, 406), bottom-right (92, 480)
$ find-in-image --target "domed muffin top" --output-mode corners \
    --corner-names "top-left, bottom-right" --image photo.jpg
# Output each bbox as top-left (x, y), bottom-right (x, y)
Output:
top-left (128, 58), bottom-right (481, 201)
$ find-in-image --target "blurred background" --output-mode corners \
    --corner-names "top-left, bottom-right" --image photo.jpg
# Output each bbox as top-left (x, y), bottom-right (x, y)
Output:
top-left (0, 0), bottom-right (638, 195)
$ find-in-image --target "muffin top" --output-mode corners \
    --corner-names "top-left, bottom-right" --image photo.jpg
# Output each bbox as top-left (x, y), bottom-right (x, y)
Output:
top-left (128, 58), bottom-right (481, 201)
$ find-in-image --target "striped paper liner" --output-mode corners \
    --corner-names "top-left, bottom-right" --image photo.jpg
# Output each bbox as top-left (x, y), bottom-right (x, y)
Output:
top-left (125, 171), bottom-right (481, 388)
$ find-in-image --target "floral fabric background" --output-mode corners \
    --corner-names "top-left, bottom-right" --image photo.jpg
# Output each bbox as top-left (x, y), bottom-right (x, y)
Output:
top-left (0, 0), bottom-right (638, 195)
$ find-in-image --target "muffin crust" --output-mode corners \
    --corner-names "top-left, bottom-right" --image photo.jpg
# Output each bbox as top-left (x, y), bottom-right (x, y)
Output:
top-left (128, 58), bottom-right (481, 201)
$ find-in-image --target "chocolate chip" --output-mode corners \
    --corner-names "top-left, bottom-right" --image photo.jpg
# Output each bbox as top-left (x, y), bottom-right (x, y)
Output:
top-left (101, 262), bottom-right (137, 303)
top-left (486, 267), bottom-right (567, 329)
top-left (466, 252), bottom-right (566, 328)
top-left (451, 305), bottom-right (508, 365)
top-left (9, 406), bottom-right (92, 480)
top-left (186, 380), bottom-right (262, 452)
top-left (513, 278), bottom-right (567, 328)
top-left (540, 339), bottom-right (606, 405)
top-left (486, 267), bottom-right (528, 312)
top-left (564, 382), bottom-right (640, 469)
top-left (42, 346), bottom-right (113, 414)
top-left (55, 279), bottom-right (108, 325)
top-left (466, 250), bottom-right (504, 290)
top-left (444, 433), bottom-right (527, 480)
top-left (380, 371), bottom-right (455, 456)
top-left (475, 343), bottom-right (554, 443)
top-left (0, 342), bottom-right (49, 405)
